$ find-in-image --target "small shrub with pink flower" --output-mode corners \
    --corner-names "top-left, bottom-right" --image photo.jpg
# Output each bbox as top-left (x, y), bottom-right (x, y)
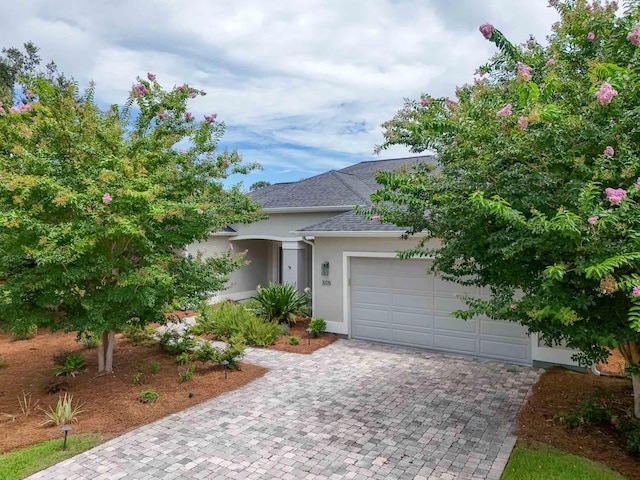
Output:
top-left (371, 1), bottom-right (640, 419)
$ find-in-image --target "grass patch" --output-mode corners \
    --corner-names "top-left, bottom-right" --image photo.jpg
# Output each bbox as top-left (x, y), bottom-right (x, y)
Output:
top-left (0, 433), bottom-right (102, 480)
top-left (501, 441), bottom-right (626, 480)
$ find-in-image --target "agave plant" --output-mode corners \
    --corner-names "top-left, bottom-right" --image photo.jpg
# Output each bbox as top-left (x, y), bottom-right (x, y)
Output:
top-left (253, 283), bottom-right (307, 324)
top-left (40, 393), bottom-right (84, 426)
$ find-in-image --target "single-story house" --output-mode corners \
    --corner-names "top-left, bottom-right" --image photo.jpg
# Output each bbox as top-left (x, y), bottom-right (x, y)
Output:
top-left (190, 156), bottom-right (577, 368)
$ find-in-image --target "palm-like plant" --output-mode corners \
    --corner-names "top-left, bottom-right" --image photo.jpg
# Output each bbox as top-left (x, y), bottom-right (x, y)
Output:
top-left (253, 283), bottom-right (307, 324)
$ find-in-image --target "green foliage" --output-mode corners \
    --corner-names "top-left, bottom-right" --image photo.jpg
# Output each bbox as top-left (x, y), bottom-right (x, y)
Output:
top-left (139, 390), bottom-right (158, 403)
top-left (180, 364), bottom-right (196, 382)
top-left (241, 316), bottom-right (280, 346)
top-left (557, 392), bottom-right (613, 429)
top-left (287, 335), bottom-right (299, 346)
top-left (308, 318), bottom-right (327, 338)
top-left (120, 325), bottom-right (157, 347)
top-left (53, 353), bottom-right (85, 377)
top-left (191, 335), bottom-right (245, 370)
top-left (0, 69), bottom-right (263, 371)
top-left (619, 420), bottom-right (640, 457)
top-left (11, 323), bottom-right (37, 340)
top-left (149, 361), bottom-right (160, 374)
top-left (373, 0), bottom-right (640, 388)
top-left (0, 434), bottom-right (102, 480)
top-left (158, 329), bottom-right (200, 355)
top-left (249, 180), bottom-right (271, 191)
top-left (40, 393), bottom-right (84, 426)
top-left (196, 301), bottom-right (279, 346)
top-left (77, 332), bottom-right (100, 349)
top-left (279, 323), bottom-right (290, 336)
top-left (253, 283), bottom-right (307, 324)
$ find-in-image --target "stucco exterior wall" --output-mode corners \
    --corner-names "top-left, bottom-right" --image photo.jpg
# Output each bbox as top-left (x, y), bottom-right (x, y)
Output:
top-left (231, 212), bottom-right (345, 238)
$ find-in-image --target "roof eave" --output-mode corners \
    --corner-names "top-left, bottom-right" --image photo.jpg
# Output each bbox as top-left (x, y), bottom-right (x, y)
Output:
top-left (261, 206), bottom-right (356, 214)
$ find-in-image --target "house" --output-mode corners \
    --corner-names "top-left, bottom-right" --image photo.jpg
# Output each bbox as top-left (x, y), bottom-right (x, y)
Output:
top-left (190, 156), bottom-right (577, 368)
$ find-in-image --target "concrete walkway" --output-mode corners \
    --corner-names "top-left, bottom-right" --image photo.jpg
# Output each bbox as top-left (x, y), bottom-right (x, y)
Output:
top-left (28, 340), bottom-right (540, 480)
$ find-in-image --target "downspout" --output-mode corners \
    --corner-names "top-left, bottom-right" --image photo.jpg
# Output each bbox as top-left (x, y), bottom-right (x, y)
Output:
top-left (301, 236), bottom-right (315, 317)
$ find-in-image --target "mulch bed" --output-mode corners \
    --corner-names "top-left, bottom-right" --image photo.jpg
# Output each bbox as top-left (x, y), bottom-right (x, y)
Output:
top-left (0, 328), bottom-right (266, 455)
top-left (517, 367), bottom-right (639, 479)
top-left (267, 317), bottom-right (337, 354)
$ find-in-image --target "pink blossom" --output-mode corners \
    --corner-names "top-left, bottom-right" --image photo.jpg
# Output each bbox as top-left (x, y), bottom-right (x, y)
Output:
top-left (223, 157), bottom-right (230, 167)
top-left (587, 32), bottom-right (595, 42)
top-left (585, 3), bottom-right (593, 10)
top-left (185, 112), bottom-right (193, 120)
top-left (147, 72), bottom-right (156, 82)
top-left (157, 112), bottom-right (166, 121)
top-left (479, 23), bottom-right (495, 40)
top-left (0, 107), bottom-right (4, 114)
top-left (628, 28), bottom-right (640, 46)
top-left (605, 187), bottom-right (627, 204)
top-left (189, 92), bottom-right (197, 99)
top-left (420, 98), bottom-right (430, 106)
top-left (549, 0), bottom-right (557, 6)
top-left (8, 106), bottom-right (20, 113)
top-left (102, 193), bottom-right (112, 204)
top-left (588, 216), bottom-right (599, 225)
top-left (633, 286), bottom-right (640, 297)
top-left (604, 146), bottom-right (614, 157)
top-left (451, 141), bottom-right (458, 146)
top-left (517, 63), bottom-right (532, 81)
top-left (177, 83), bottom-right (189, 92)
top-left (496, 104), bottom-right (512, 117)
top-left (133, 83), bottom-right (148, 98)
top-left (595, 82), bottom-right (618, 105)
top-left (517, 116), bottom-right (529, 129)
top-left (370, 203), bottom-right (375, 209)
top-left (546, 58), bottom-right (556, 66)
top-left (450, 114), bottom-right (457, 121)
top-left (197, 209), bottom-right (204, 215)
top-left (204, 113), bottom-right (217, 123)
top-left (371, 215), bottom-right (380, 222)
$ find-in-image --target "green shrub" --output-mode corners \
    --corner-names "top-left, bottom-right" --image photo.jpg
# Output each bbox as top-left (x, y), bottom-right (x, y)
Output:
top-left (53, 353), bottom-right (86, 378)
top-left (192, 335), bottom-right (246, 370)
top-left (40, 393), bottom-right (84, 426)
top-left (308, 318), bottom-right (327, 338)
top-left (121, 325), bottom-right (157, 347)
top-left (149, 362), bottom-right (160, 374)
top-left (241, 316), bottom-right (280, 346)
top-left (12, 324), bottom-right (37, 340)
top-left (253, 283), bottom-right (307, 324)
top-left (287, 336), bottom-right (299, 345)
top-left (77, 332), bottom-right (100, 349)
top-left (158, 330), bottom-right (200, 355)
top-left (139, 390), bottom-right (159, 403)
top-left (557, 392), bottom-right (612, 429)
top-left (180, 364), bottom-right (196, 382)
top-left (201, 302), bottom-right (254, 339)
top-left (279, 323), bottom-right (290, 336)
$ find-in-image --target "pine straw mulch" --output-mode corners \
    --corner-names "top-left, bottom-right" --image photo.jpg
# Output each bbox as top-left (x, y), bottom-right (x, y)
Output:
top-left (517, 366), bottom-right (640, 479)
top-left (267, 317), bottom-right (337, 354)
top-left (0, 327), bottom-right (267, 455)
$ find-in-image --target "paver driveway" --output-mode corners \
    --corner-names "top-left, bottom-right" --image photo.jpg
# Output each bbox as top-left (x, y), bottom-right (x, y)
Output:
top-left (29, 340), bottom-right (540, 480)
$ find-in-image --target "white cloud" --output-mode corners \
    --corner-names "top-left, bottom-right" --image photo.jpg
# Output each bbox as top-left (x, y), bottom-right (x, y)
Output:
top-left (0, 0), bottom-right (559, 183)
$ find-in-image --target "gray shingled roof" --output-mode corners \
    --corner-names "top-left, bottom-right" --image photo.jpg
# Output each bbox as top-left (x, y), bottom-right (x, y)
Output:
top-left (251, 156), bottom-right (432, 209)
top-left (296, 210), bottom-right (405, 233)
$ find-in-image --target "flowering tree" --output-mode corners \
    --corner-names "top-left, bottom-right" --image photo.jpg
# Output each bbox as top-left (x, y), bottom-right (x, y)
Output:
top-left (369, 0), bottom-right (640, 417)
top-left (0, 73), bottom-right (262, 372)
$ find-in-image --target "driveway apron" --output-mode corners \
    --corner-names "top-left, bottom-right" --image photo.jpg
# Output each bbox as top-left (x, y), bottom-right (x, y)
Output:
top-left (27, 340), bottom-right (540, 480)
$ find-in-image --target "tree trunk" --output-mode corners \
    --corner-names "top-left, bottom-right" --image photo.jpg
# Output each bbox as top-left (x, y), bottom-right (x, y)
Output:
top-left (619, 340), bottom-right (640, 419)
top-left (97, 331), bottom-right (115, 373)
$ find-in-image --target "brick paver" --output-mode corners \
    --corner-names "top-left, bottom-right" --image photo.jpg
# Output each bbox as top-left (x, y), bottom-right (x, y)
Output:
top-left (28, 340), bottom-right (540, 479)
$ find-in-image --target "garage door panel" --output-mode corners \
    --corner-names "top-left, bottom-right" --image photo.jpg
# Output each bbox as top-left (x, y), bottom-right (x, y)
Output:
top-left (392, 329), bottom-right (433, 347)
top-left (434, 315), bottom-right (476, 333)
top-left (433, 334), bottom-right (477, 353)
top-left (480, 339), bottom-right (529, 361)
top-left (350, 257), bottom-right (531, 364)
top-left (393, 311), bottom-right (433, 328)
top-left (480, 319), bottom-right (530, 338)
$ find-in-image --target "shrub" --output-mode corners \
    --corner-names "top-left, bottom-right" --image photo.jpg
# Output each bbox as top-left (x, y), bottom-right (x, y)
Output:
top-left (557, 392), bottom-right (612, 429)
top-left (287, 336), bottom-right (299, 346)
top-left (180, 364), bottom-right (196, 382)
top-left (253, 283), bottom-right (307, 324)
top-left (308, 318), bottom-right (327, 338)
top-left (139, 390), bottom-right (159, 403)
top-left (279, 323), bottom-right (290, 336)
top-left (192, 335), bottom-right (246, 370)
top-left (121, 325), bottom-right (157, 347)
top-left (77, 332), bottom-right (100, 349)
top-left (53, 353), bottom-right (86, 378)
top-left (12, 324), bottom-right (37, 340)
top-left (158, 329), bottom-right (200, 355)
top-left (40, 393), bottom-right (84, 426)
top-left (149, 362), bottom-right (160, 374)
top-left (199, 302), bottom-right (253, 339)
top-left (241, 316), bottom-right (280, 347)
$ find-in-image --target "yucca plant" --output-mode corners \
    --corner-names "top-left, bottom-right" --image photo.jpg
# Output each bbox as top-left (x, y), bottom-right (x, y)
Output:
top-left (253, 283), bottom-right (307, 324)
top-left (40, 393), bottom-right (84, 426)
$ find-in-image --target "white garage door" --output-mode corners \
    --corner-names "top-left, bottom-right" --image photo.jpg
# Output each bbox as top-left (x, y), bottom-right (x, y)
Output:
top-left (350, 257), bottom-right (531, 364)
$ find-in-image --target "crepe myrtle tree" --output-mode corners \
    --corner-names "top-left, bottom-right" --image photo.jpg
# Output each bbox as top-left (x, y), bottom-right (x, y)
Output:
top-left (0, 73), bottom-right (263, 373)
top-left (366, 0), bottom-right (640, 417)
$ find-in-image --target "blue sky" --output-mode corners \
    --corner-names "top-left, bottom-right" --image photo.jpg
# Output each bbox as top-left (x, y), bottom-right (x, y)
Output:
top-left (1, 0), bottom-right (558, 189)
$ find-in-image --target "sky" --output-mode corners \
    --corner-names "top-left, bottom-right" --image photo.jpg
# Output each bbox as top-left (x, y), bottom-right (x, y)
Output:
top-left (0, 1), bottom-right (559, 189)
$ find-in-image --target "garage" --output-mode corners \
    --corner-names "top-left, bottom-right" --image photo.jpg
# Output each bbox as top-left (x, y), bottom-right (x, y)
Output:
top-left (349, 256), bottom-right (531, 364)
